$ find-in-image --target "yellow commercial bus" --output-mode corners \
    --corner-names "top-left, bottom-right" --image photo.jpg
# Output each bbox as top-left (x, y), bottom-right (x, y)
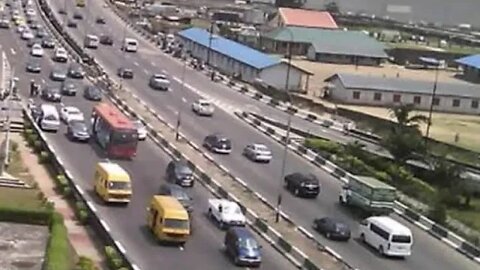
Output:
top-left (76, 0), bottom-right (85, 7)
top-left (94, 162), bottom-right (132, 204)
top-left (147, 196), bottom-right (190, 244)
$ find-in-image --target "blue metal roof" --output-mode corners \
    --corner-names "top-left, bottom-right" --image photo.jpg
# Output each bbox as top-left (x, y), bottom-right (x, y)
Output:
top-left (178, 27), bottom-right (281, 70)
top-left (456, 54), bottom-right (480, 69)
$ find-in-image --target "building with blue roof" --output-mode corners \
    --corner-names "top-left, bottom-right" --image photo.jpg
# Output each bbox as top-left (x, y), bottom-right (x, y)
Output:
top-left (456, 54), bottom-right (480, 82)
top-left (177, 27), bottom-right (312, 91)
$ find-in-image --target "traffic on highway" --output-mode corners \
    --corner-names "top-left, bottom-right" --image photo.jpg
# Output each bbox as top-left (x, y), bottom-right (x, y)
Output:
top-left (1, 0), bottom-right (479, 269)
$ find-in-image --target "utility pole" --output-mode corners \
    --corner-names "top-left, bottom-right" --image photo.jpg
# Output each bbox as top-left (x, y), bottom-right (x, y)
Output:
top-left (175, 50), bottom-right (188, 141)
top-left (206, 21), bottom-right (214, 66)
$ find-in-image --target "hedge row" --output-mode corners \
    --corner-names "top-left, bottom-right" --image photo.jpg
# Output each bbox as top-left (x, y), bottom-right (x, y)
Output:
top-left (46, 213), bottom-right (70, 270)
top-left (0, 206), bottom-right (52, 225)
top-left (105, 246), bottom-right (128, 270)
top-left (305, 139), bottom-right (437, 204)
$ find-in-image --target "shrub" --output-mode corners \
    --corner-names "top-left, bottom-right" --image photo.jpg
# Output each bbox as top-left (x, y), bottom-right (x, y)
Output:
top-left (0, 206), bottom-right (52, 225)
top-left (33, 140), bottom-right (43, 152)
top-left (75, 256), bottom-right (99, 270)
top-left (10, 141), bottom-right (18, 152)
top-left (428, 197), bottom-right (447, 225)
top-left (62, 186), bottom-right (72, 197)
top-left (336, 155), bottom-right (375, 176)
top-left (27, 134), bottom-right (38, 146)
top-left (304, 138), bottom-right (341, 156)
top-left (105, 246), bottom-right (124, 269)
top-left (39, 151), bottom-right (51, 163)
top-left (74, 201), bottom-right (88, 224)
top-left (45, 213), bottom-right (70, 270)
top-left (56, 174), bottom-right (68, 189)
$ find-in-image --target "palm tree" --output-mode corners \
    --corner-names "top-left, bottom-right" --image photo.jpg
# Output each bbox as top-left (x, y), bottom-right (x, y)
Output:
top-left (389, 103), bottom-right (429, 131)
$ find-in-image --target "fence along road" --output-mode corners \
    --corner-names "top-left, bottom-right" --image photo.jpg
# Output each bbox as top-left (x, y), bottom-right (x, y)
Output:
top-left (41, 1), bottom-right (480, 270)
top-left (0, 21), bottom-right (292, 270)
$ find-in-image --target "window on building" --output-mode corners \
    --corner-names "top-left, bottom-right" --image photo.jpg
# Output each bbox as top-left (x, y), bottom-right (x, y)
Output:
top-left (472, 100), bottom-right (479, 109)
top-left (374, 93), bottom-right (382, 101)
top-left (432, 97), bottom-right (440, 106)
top-left (413, 96), bottom-right (422, 104)
top-left (352, 91), bottom-right (361, 100)
top-left (393, 94), bottom-right (401, 102)
top-left (452, 99), bottom-right (461, 107)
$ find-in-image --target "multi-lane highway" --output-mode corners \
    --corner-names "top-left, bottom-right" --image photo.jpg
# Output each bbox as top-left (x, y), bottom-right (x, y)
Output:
top-left (0, 6), bottom-right (292, 270)
top-left (36, 1), bottom-right (480, 270)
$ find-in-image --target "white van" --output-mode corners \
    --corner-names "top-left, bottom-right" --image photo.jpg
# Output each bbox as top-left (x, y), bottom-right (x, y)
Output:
top-left (359, 216), bottom-right (413, 257)
top-left (84, 34), bottom-right (99, 49)
top-left (122, 38), bottom-right (138, 52)
top-left (39, 104), bottom-right (60, 132)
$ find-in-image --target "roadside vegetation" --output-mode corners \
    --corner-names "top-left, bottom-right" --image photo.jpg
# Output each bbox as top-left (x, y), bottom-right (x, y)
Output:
top-left (305, 104), bottom-right (480, 244)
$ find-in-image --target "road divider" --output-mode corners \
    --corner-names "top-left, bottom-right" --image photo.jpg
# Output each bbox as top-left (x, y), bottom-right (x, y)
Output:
top-left (235, 111), bottom-right (480, 264)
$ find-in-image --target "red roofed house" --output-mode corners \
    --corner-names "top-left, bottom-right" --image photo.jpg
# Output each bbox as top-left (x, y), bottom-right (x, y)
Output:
top-left (271, 7), bottom-right (338, 29)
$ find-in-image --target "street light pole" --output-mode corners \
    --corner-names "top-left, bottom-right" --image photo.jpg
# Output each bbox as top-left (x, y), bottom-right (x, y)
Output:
top-left (175, 51), bottom-right (188, 141)
top-left (425, 65), bottom-right (439, 148)
top-left (275, 29), bottom-right (293, 223)
top-left (119, 20), bottom-right (128, 90)
top-left (206, 22), bottom-right (214, 66)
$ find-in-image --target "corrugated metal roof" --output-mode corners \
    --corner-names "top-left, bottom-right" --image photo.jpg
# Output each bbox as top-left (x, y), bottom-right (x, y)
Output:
top-left (279, 8), bottom-right (338, 29)
top-left (178, 27), bottom-right (280, 70)
top-left (456, 54), bottom-right (480, 69)
top-left (327, 73), bottom-right (480, 98)
top-left (264, 27), bottom-right (388, 58)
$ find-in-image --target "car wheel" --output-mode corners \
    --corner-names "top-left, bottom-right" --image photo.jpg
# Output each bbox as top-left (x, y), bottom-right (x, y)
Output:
top-left (378, 245), bottom-right (384, 256)
top-left (234, 256), bottom-right (240, 265)
top-left (208, 208), bottom-right (213, 219)
top-left (360, 233), bottom-right (365, 243)
top-left (326, 232), bottom-right (331, 239)
top-left (294, 188), bottom-right (300, 196)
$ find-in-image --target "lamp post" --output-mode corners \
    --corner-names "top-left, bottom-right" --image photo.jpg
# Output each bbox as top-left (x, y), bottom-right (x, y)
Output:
top-left (206, 22), bottom-right (214, 66)
top-left (175, 50), bottom-right (189, 141)
top-left (118, 20), bottom-right (129, 90)
top-left (419, 57), bottom-right (441, 148)
top-left (275, 28), bottom-right (294, 223)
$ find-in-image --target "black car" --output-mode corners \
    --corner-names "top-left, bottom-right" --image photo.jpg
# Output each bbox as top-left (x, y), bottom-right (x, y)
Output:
top-left (41, 37), bottom-right (55, 48)
top-left (158, 183), bottom-right (193, 212)
top-left (58, 8), bottom-right (67, 15)
top-left (99, 35), bottom-right (113, 45)
top-left (67, 120), bottom-right (90, 142)
top-left (95, 16), bottom-right (105, 24)
top-left (68, 64), bottom-right (85, 79)
top-left (26, 38), bottom-right (41, 47)
top-left (26, 60), bottom-right (41, 73)
top-left (313, 217), bottom-right (351, 241)
top-left (203, 133), bottom-right (232, 154)
top-left (73, 12), bottom-right (83, 20)
top-left (165, 160), bottom-right (194, 187)
top-left (224, 227), bottom-right (262, 267)
top-left (41, 86), bottom-right (62, 102)
top-left (61, 80), bottom-right (77, 96)
top-left (117, 67), bottom-right (133, 79)
top-left (83, 86), bottom-right (102, 101)
top-left (67, 19), bottom-right (77, 28)
top-left (284, 172), bottom-right (320, 198)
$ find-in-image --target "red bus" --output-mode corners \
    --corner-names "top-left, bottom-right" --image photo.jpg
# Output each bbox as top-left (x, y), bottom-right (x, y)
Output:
top-left (91, 103), bottom-right (138, 159)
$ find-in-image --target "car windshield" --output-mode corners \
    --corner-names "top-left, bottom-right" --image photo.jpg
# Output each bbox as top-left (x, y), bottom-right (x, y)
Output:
top-left (218, 138), bottom-right (231, 146)
top-left (44, 115), bottom-right (57, 121)
top-left (107, 181), bottom-right (131, 190)
top-left (69, 110), bottom-right (82, 116)
top-left (224, 204), bottom-right (242, 215)
top-left (110, 129), bottom-right (137, 144)
top-left (391, 235), bottom-right (412, 243)
top-left (71, 122), bottom-right (87, 131)
top-left (171, 189), bottom-right (190, 201)
top-left (238, 238), bottom-right (259, 249)
top-left (199, 101), bottom-right (211, 106)
top-left (48, 88), bottom-right (60, 93)
top-left (164, 219), bottom-right (189, 230)
top-left (88, 87), bottom-right (100, 95)
top-left (133, 121), bottom-right (144, 129)
top-left (334, 223), bottom-right (349, 231)
top-left (175, 165), bottom-right (192, 176)
top-left (154, 74), bottom-right (167, 80)
top-left (255, 145), bottom-right (268, 151)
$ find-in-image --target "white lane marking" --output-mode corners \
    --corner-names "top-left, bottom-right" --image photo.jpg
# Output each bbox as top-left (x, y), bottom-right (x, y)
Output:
top-left (161, 69), bottom-right (166, 74)
top-left (143, 68), bottom-right (148, 74)
top-left (181, 97), bottom-right (187, 103)
top-left (179, 246), bottom-right (184, 251)
top-left (133, 61), bottom-right (139, 66)
top-left (10, 48), bottom-right (15, 55)
top-left (151, 61), bottom-right (156, 67)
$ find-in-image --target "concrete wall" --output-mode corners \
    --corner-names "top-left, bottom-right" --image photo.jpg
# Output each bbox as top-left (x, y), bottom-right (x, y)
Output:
top-left (329, 77), bottom-right (480, 114)
top-left (259, 62), bottom-right (303, 91)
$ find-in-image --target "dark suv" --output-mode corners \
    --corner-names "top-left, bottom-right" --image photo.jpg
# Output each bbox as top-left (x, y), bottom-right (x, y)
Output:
top-left (165, 160), bottom-right (194, 187)
top-left (158, 183), bottom-right (193, 213)
top-left (203, 133), bottom-right (232, 154)
top-left (284, 172), bottom-right (320, 198)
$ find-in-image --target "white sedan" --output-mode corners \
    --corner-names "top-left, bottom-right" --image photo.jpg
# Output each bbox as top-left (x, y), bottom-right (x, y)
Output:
top-left (60, 106), bottom-right (84, 123)
top-left (21, 29), bottom-right (34, 40)
top-left (132, 120), bottom-right (147, 140)
top-left (31, 44), bottom-right (44, 57)
top-left (17, 24), bottom-right (26, 33)
top-left (207, 199), bottom-right (246, 228)
top-left (192, 99), bottom-right (214, 116)
top-left (243, 143), bottom-right (272, 163)
top-left (53, 48), bottom-right (68, 62)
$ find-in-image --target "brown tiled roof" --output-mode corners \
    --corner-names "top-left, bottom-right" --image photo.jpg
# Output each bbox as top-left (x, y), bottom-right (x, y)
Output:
top-left (279, 8), bottom-right (338, 29)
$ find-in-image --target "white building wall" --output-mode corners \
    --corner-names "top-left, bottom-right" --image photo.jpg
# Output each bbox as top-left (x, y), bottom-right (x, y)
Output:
top-left (259, 63), bottom-right (303, 91)
top-left (307, 45), bottom-right (316, 61)
top-left (329, 77), bottom-right (480, 114)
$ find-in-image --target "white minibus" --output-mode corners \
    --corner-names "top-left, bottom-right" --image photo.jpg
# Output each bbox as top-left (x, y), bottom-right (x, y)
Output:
top-left (122, 38), bottom-right (138, 52)
top-left (84, 34), bottom-right (99, 49)
top-left (359, 216), bottom-right (413, 257)
top-left (39, 104), bottom-right (60, 132)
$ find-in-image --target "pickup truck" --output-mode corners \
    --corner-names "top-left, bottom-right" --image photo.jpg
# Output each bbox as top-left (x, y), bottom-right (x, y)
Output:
top-left (207, 199), bottom-right (246, 228)
top-left (339, 176), bottom-right (397, 216)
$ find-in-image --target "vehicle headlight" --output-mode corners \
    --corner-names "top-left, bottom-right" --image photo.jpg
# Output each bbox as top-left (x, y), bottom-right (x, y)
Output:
top-left (300, 182), bottom-right (306, 187)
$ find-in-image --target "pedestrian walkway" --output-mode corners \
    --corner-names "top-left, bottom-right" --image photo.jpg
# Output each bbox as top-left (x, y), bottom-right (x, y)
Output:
top-left (13, 134), bottom-right (105, 269)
